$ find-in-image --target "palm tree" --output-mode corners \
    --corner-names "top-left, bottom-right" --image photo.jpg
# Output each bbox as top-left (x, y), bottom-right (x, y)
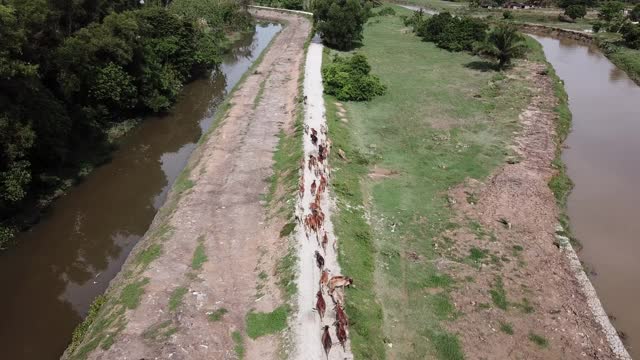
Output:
top-left (476, 24), bottom-right (528, 69)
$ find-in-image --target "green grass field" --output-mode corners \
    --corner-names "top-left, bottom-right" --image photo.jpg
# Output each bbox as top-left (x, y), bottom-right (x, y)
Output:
top-left (326, 6), bottom-right (538, 359)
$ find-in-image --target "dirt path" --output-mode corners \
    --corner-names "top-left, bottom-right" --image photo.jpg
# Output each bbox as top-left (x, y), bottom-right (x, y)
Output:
top-left (441, 61), bottom-right (620, 359)
top-left (291, 41), bottom-right (354, 360)
top-left (63, 9), bottom-right (311, 360)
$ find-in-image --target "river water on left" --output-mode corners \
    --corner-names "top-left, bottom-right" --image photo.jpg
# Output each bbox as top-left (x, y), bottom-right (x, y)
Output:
top-left (0, 22), bottom-right (282, 360)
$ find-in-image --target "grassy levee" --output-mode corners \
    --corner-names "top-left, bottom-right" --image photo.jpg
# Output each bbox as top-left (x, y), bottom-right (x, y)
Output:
top-left (326, 6), bottom-right (542, 359)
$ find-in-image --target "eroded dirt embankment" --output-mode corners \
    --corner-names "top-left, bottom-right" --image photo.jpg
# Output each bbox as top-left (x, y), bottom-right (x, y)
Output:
top-left (62, 9), bottom-right (311, 360)
top-left (442, 61), bottom-right (621, 359)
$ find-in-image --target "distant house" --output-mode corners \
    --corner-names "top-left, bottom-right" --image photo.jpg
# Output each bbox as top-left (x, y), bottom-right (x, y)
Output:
top-left (503, 2), bottom-right (536, 9)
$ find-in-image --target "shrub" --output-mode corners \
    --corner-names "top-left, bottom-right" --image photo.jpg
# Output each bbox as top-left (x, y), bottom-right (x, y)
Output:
top-left (565, 4), bottom-right (587, 19)
top-left (503, 11), bottom-right (513, 19)
top-left (599, 1), bottom-right (625, 22)
top-left (593, 22), bottom-right (602, 32)
top-left (322, 53), bottom-right (386, 101)
top-left (312, 0), bottom-right (369, 50)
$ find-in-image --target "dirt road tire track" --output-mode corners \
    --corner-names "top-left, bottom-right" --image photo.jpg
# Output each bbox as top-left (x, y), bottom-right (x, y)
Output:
top-left (63, 10), bottom-right (311, 360)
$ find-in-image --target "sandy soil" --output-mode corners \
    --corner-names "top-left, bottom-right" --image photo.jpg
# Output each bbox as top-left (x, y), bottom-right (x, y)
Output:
top-left (291, 41), bottom-right (354, 360)
top-left (74, 9), bottom-right (311, 360)
top-left (439, 61), bottom-right (618, 359)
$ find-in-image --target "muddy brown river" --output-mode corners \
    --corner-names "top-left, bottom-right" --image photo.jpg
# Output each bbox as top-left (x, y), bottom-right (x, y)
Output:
top-left (533, 34), bottom-right (640, 357)
top-left (0, 23), bottom-right (281, 360)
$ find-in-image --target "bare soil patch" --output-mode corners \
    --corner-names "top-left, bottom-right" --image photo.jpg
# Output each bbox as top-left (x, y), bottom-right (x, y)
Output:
top-left (438, 62), bottom-right (615, 359)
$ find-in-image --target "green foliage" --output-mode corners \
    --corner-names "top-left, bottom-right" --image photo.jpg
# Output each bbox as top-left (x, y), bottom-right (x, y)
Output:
top-left (208, 308), bottom-right (228, 321)
top-left (68, 295), bottom-right (107, 355)
top-left (322, 53), bottom-right (386, 101)
top-left (499, 322), bottom-right (514, 335)
top-left (528, 332), bottom-right (548, 347)
top-left (631, 4), bottom-right (640, 21)
top-left (476, 24), bottom-right (528, 68)
top-left (170, 0), bottom-right (252, 30)
top-left (120, 277), bottom-right (150, 309)
top-left (312, 0), bottom-right (369, 50)
top-left (0, 1), bottom-right (248, 248)
top-left (375, 7), bottom-right (397, 16)
top-left (245, 306), bottom-right (289, 339)
top-left (489, 276), bottom-right (508, 310)
top-left (558, 0), bottom-right (596, 8)
top-left (231, 331), bottom-right (245, 359)
top-left (599, 1), bottom-right (625, 22)
top-left (621, 23), bottom-right (640, 49)
top-left (503, 10), bottom-right (513, 19)
top-left (255, 0), bottom-right (304, 10)
top-left (168, 286), bottom-right (188, 311)
top-left (191, 242), bottom-right (208, 270)
top-left (565, 4), bottom-right (587, 19)
top-left (415, 12), bottom-right (488, 52)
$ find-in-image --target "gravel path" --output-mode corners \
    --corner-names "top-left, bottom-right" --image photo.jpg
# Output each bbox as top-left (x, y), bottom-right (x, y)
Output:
top-left (292, 40), bottom-right (354, 360)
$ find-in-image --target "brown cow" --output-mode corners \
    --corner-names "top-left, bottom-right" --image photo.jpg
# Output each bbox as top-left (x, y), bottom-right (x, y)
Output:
top-left (315, 290), bottom-right (326, 320)
top-left (328, 276), bottom-right (353, 295)
top-left (310, 180), bottom-right (317, 196)
top-left (319, 269), bottom-right (330, 290)
top-left (315, 250), bottom-right (325, 270)
top-left (335, 321), bottom-right (347, 351)
top-left (321, 232), bottom-right (328, 253)
top-left (334, 303), bottom-right (349, 328)
top-left (321, 325), bottom-right (332, 360)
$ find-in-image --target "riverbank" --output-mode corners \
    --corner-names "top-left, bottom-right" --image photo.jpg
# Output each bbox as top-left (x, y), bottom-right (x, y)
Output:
top-left (61, 9), bottom-right (311, 359)
top-left (392, 0), bottom-right (640, 87)
top-left (325, 5), bottom-right (617, 358)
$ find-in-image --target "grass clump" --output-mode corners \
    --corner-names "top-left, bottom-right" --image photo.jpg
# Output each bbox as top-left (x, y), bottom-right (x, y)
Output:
top-left (191, 241), bottom-right (208, 270)
top-left (68, 295), bottom-right (107, 354)
top-left (490, 276), bottom-right (508, 310)
top-left (168, 287), bottom-right (188, 311)
top-left (528, 332), bottom-right (548, 348)
top-left (245, 305), bottom-right (288, 339)
top-left (499, 321), bottom-right (514, 335)
top-left (208, 308), bottom-right (228, 322)
top-left (232, 331), bottom-right (245, 359)
top-left (135, 243), bottom-right (163, 271)
top-left (431, 331), bottom-right (465, 360)
top-left (120, 277), bottom-right (150, 309)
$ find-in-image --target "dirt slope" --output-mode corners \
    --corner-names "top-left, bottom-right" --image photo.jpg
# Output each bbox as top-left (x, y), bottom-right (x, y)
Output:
top-left (63, 9), bottom-right (311, 360)
top-left (442, 61), bottom-right (617, 359)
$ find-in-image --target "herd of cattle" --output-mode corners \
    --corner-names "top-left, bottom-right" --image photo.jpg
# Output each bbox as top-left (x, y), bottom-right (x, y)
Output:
top-left (299, 124), bottom-right (353, 359)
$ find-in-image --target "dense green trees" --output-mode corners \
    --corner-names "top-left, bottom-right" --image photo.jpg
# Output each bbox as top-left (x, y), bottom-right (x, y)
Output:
top-left (0, 0), bottom-right (250, 247)
top-left (312, 0), bottom-right (369, 50)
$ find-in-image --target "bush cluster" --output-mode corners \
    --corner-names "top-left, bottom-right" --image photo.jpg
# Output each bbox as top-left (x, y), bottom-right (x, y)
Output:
top-left (322, 53), bottom-right (386, 101)
top-left (255, 0), bottom-right (304, 10)
top-left (414, 12), bottom-right (488, 52)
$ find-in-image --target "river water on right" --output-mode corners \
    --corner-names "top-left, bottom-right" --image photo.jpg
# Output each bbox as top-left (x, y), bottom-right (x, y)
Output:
top-left (532, 34), bottom-right (640, 357)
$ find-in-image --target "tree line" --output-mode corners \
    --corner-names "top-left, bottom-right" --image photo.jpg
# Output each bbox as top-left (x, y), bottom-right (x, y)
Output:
top-left (0, 0), bottom-right (251, 248)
